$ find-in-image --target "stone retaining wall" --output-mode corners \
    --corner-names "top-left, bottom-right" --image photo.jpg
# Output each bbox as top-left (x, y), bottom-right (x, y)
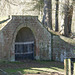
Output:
top-left (53, 35), bottom-right (75, 62)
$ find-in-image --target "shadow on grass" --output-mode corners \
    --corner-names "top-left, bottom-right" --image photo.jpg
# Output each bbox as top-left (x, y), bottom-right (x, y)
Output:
top-left (0, 60), bottom-right (64, 74)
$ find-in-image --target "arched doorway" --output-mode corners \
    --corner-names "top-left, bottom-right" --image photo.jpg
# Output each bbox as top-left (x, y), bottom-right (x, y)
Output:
top-left (15, 27), bottom-right (35, 61)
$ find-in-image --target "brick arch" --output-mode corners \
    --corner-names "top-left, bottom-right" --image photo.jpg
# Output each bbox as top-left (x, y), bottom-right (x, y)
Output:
top-left (1, 16), bottom-right (51, 61)
top-left (15, 27), bottom-right (35, 42)
top-left (11, 25), bottom-right (38, 61)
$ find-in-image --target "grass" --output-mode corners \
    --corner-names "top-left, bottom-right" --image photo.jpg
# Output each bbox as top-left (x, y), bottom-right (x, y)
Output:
top-left (4, 67), bottom-right (64, 74)
top-left (4, 68), bottom-right (26, 74)
top-left (0, 60), bottom-right (64, 74)
top-left (4, 68), bottom-right (41, 74)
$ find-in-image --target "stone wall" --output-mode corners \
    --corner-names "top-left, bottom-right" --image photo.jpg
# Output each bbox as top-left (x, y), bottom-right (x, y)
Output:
top-left (0, 16), bottom-right (51, 61)
top-left (0, 32), bottom-right (3, 60)
top-left (53, 35), bottom-right (75, 62)
top-left (0, 15), bottom-right (75, 62)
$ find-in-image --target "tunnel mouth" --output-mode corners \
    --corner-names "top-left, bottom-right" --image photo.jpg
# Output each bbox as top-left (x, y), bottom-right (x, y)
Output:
top-left (15, 27), bottom-right (35, 61)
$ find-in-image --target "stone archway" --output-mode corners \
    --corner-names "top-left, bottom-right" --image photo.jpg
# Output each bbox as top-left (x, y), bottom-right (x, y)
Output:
top-left (10, 25), bottom-right (37, 61)
top-left (15, 27), bottom-right (35, 61)
top-left (1, 16), bottom-right (51, 61)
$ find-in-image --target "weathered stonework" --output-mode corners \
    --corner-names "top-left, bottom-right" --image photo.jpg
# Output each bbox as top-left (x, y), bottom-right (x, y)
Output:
top-left (53, 35), bottom-right (75, 62)
top-left (0, 15), bottom-right (51, 61)
top-left (0, 15), bottom-right (75, 62)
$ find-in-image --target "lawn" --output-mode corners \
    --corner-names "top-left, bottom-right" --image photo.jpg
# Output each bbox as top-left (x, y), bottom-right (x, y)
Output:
top-left (0, 60), bottom-right (64, 75)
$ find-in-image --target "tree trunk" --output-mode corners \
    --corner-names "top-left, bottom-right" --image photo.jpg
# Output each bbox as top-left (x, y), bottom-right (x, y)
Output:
top-left (42, 0), bottom-right (52, 30)
top-left (55, 0), bottom-right (59, 31)
top-left (68, 5), bottom-right (73, 34)
top-left (64, 0), bottom-right (69, 37)
top-left (64, 0), bottom-right (73, 37)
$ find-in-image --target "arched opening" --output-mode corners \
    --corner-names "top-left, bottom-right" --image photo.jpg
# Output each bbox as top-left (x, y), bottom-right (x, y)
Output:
top-left (15, 27), bottom-right (35, 61)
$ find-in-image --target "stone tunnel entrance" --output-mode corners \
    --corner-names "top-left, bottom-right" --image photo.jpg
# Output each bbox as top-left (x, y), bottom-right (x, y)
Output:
top-left (0, 16), bottom-right (51, 61)
top-left (15, 27), bottom-right (35, 61)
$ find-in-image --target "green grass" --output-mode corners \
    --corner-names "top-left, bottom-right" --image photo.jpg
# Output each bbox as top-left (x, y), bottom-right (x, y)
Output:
top-left (0, 60), bottom-right (64, 74)
top-left (4, 68), bottom-right (26, 74)
top-left (4, 67), bottom-right (64, 74)
top-left (4, 68), bottom-right (42, 74)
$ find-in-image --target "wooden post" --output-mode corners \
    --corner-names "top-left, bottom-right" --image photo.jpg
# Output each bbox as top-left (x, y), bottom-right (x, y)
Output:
top-left (73, 62), bottom-right (75, 75)
top-left (64, 59), bottom-right (68, 75)
top-left (68, 59), bottom-right (71, 75)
